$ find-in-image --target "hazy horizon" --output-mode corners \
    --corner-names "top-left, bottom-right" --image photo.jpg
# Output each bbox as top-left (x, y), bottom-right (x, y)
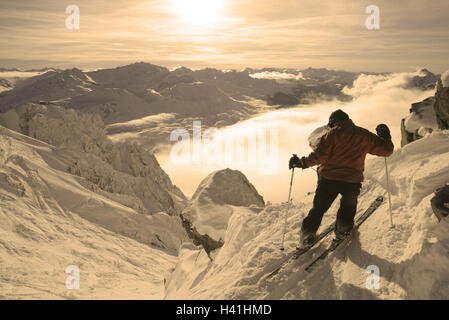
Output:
top-left (0, 61), bottom-right (439, 76)
top-left (1, 0), bottom-right (448, 73)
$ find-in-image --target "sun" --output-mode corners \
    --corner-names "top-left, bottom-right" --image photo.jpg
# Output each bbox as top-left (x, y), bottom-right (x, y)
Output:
top-left (170, 0), bottom-right (224, 26)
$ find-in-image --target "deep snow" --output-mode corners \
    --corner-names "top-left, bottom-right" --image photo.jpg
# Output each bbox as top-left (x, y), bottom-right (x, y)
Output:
top-left (0, 125), bottom-right (185, 299)
top-left (0, 66), bottom-right (447, 300)
top-left (165, 131), bottom-right (449, 299)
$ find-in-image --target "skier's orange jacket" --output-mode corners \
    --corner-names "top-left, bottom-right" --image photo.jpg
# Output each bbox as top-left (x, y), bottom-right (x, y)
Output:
top-left (305, 119), bottom-right (394, 183)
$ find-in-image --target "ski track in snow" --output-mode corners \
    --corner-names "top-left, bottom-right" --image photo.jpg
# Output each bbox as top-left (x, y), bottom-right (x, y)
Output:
top-left (165, 131), bottom-right (449, 300)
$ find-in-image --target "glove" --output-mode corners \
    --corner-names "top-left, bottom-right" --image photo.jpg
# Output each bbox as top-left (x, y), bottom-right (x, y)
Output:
top-left (376, 124), bottom-right (391, 140)
top-left (289, 154), bottom-right (308, 170)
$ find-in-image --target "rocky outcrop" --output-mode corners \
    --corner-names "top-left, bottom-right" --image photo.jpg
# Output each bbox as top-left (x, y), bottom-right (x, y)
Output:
top-left (401, 97), bottom-right (437, 146)
top-left (401, 74), bottom-right (449, 146)
top-left (182, 169), bottom-right (265, 254)
top-left (434, 79), bottom-right (449, 130)
top-left (431, 184), bottom-right (449, 221)
top-left (179, 214), bottom-right (224, 256)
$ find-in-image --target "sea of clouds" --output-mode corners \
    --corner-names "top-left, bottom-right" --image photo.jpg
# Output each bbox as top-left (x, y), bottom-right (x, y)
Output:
top-left (158, 70), bottom-right (435, 203)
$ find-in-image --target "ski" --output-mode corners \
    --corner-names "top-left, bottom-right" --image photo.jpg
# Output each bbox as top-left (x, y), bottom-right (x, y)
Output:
top-left (265, 221), bottom-right (336, 279)
top-left (304, 196), bottom-right (384, 273)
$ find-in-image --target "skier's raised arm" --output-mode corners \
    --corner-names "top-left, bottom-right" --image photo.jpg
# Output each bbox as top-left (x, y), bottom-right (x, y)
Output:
top-left (367, 124), bottom-right (394, 157)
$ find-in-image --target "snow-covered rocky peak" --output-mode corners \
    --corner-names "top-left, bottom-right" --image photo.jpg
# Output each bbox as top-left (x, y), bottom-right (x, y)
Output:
top-left (181, 169), bottom-right (265, 254)
top-left (192, 168), bottom-right (265, 207)
top-left (0, 68), bottom-right (96, 110)
top-left (410, 68), bottom-right (440, 90)
top-left (401, 96), bottom-right (438, 146)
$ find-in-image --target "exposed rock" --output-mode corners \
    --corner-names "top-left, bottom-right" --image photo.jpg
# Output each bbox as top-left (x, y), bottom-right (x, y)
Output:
top-left (180, 214), bottom-right (223, 256)
top-left (434, 79), bottom-right (449, 130)
top-left (401, 118), bottom-right (414, 147)
top-left (431, 184), bottom-right (449, 221)
top-left (401, 97), bottom-right (437, 146)
top-left (401, 75), bottom-right (449, 146)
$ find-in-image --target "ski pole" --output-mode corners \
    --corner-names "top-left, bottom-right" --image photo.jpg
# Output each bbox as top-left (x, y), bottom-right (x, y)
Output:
top-left (384, 158), bottom-right (394, 228)
top-left (281, 165), bottom-right (295, 251)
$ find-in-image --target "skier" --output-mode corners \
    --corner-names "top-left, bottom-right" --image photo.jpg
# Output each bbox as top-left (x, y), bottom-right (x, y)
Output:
top-left (289, 109), bottom-right (394, 247)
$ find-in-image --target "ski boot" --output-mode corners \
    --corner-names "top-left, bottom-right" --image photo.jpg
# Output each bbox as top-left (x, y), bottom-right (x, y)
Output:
top-left (297, 232), bottom-right (318, 250)
top-left (330, 229), bottom-right (352, 250)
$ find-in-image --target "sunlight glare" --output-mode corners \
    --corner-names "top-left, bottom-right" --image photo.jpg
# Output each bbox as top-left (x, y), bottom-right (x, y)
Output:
top-left (171, 0), bottom-right (224, 26)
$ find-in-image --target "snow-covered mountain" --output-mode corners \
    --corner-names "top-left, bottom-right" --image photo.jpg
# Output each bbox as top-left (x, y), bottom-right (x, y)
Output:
top-left (0, 69), bottom-right (54, 94)
top-left (0, 103), bottom-right (186, 215)
top-left (0, 63), bottom-right (278, 124)
top-left (0, 63), bottom-right (439, 152)
top-left (181, 169), bottom-right (265, 253)
top-left (0, 63), bottom-right (283, 151)
top-left (165, 131), bottom-right (449, 299)
top-left (0, 63), bottom-right (447, 300)
top-left (401, 71), bottom-right (449, 145)
top-left (0, 125), bottom-right (187, 298)
top-left (0, 68), bottom-right (96, 108)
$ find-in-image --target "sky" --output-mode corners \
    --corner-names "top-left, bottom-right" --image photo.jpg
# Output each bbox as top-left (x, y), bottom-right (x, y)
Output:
top-left (0, 0), bottom-right (448, 72)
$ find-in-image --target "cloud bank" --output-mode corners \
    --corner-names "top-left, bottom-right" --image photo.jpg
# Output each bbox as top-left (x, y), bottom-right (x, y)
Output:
top-left (158, 70), bottom-right (435, 202)
top-left (249, 71), bottom-right (304, 81)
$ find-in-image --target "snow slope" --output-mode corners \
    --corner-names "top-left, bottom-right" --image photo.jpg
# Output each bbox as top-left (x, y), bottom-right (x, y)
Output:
top-left (165, 131), bottom-right (449, 299)
top-left (0, 125), bottom-right (187, 299)
top-left (0, 103), bottom-right (186, 215)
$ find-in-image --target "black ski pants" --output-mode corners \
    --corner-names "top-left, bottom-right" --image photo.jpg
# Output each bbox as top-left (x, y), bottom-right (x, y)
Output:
top-left (301, 175), bottom-right (362, 237)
